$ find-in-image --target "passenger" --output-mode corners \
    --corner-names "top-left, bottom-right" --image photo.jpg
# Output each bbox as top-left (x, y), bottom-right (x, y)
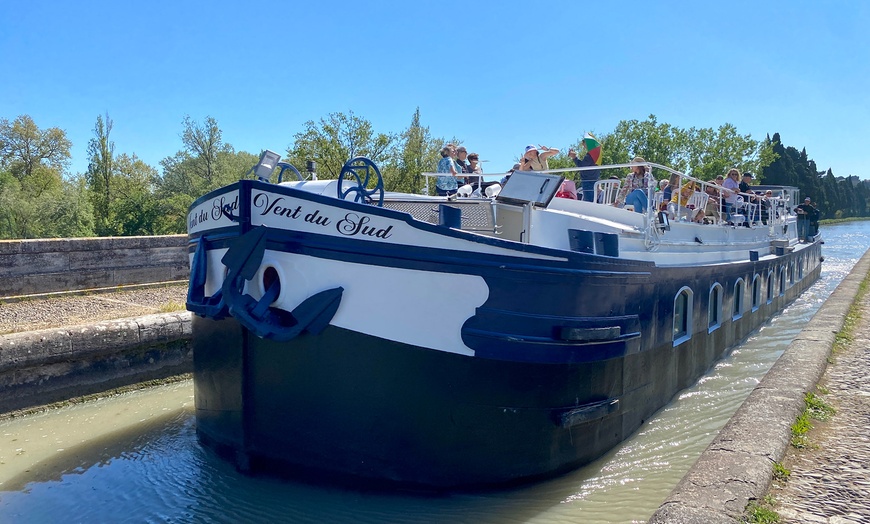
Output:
top-left (455, 146), bottom-right (471, 177)
top-left (739, 172), bottom-right (760, 221)
top-left (658, 179), bottom-right (670, 192)
top-left (704, 181), bottom-right (722, 222)
top-left (760, 190), bottom-right (774, 224)
top-left (500, 163), bottom-right (522, 185)
top-left (808, 199), bottom-right (821, 236)
top-left (668, 179), bottom-right (699, 220)
top-left (567, 147), bottom-right (601, 202)
top-left (722, 168), bottom-right (741, 219)
top-left (662, 173), bottom-right (680, 203)
top-left (519, 144), bottom-right (559, 171)
top-left (670, 179), bottom-right (698, 205)
top-left (435, 145), bottom-right (462, 196)
top-left (614, 157), bottom-right (651, 213)
top-left (466, 152), bottom-right (483, 188)
top-left (794, 197), bottom-right (818, 242)
top-left (739, 172), bottom-right (753, 194)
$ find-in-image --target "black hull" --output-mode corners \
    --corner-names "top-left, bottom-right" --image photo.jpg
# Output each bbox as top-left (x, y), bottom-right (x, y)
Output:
top-left (193, 246), bottom-right (822, 489)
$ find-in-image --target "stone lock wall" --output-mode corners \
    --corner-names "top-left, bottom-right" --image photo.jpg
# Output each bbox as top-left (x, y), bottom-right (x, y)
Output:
top-left (0, 235), bottom-right (189, 298)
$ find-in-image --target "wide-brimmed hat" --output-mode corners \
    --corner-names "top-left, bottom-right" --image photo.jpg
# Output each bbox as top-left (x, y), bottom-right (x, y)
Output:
top-left (632, 156), bottom-right (645, 163)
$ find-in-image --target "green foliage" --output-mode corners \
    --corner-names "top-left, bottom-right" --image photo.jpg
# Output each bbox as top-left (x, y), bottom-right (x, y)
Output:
top-left (0, 116), bottom-right (91, 239)
top-left (744, 501), bottom-right (780, 524)
top-left (0, 170), bottom-right (94, 239)
top-left (593, 115), bottom-right (774, 182)
top-left (790, 410), bottom-right (813, 448)
top-left (772, 462), bottom-right (790, 482)
top-left (762, 132), bottom-right (868, 219)
top-left (0, 115), bottom-right (71, 194)
top-left (804, 392), bottom-right (835, 421)
top-left (86, 113), bottom-right (117, 235)
top-left (790, 392), bottom-right (834, 449)
top-left (385, 108), bottom-right (445, 194)
top-left (110, 154), bottom-right (162, 235)
top-left (284, 111), bottom-right (396, 181)
top-left (155, 116), bottom-right (257, 233)
top-left (2, 110), bottom-right (869, 237)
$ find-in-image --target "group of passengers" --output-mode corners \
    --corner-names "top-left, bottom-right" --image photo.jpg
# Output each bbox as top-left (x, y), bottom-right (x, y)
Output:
top-left (436, 144), bottom-right (819, 233)
top-left (436, 144), bottom-right (484, 196)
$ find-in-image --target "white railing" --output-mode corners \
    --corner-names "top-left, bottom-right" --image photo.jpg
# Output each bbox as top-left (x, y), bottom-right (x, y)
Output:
top-left (421, 162), bottom-right (798, 247)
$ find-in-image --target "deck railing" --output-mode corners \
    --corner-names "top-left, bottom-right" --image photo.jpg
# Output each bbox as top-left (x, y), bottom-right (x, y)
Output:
top-left (421, 163), bottom-right (798, 247)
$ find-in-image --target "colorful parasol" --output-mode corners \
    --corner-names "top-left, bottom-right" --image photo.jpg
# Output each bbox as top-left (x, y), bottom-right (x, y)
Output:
top-left (581, 133), bottom-right (603, 165)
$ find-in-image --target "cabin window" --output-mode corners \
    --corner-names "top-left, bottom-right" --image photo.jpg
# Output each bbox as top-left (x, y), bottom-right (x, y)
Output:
top-left (788, 263), bottom-right (795, 286)
top-left (779, 267), bottom-right (786, 296)
top-left (732, 278), bottom-right (744, 320)
top-left (798, 257), bottom-right (804, 279)
top-left (766, 271), bottom-right (774, 304)
top-left (751, 275), bottom-right (761, 311)
top-left (708, 283), bottom-right (723, 332)
top-left (673, 287), bottom-right (693, 346)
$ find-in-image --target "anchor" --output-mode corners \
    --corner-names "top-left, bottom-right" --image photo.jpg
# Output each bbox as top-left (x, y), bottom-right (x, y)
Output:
top-left (220, 226), bottom-right (344, 341)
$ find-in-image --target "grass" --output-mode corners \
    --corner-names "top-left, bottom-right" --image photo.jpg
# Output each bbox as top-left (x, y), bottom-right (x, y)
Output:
top-left (790, 392), bottom-right (835, 449)
top-left (772, 462), bottom-right (790, 482)
top-left (790, 410), bottom-right (813, 449)
top-left (157, 301), bottom-right (185, 313)
top-left (833, 275), bottom-right (868, 356)
top-left (744, 500), bottom-right (780, 524)
top-left (804, 392), bottom-right (835, 421)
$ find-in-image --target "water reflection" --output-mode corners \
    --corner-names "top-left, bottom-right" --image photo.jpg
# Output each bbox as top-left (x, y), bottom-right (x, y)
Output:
top-left (1, 222), bottom-right (868, 524)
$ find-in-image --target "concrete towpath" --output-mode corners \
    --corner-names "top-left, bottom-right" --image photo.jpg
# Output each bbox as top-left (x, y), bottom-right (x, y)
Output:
top-left (0, 283), bottom-right (189, 335)
top-left (767, 289), bottom-right (870, 523)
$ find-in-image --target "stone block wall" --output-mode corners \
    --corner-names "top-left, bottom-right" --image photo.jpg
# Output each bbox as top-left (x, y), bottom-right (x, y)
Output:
top-left (0, 235), bottom-right (189, 298)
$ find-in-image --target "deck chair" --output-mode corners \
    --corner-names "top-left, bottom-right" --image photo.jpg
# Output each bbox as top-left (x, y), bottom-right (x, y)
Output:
top-left (594, 180), bottom-right (621, 204)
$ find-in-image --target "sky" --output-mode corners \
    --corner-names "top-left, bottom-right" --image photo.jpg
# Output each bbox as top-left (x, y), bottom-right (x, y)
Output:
top-left (2, 0), bottom-right (868, 179)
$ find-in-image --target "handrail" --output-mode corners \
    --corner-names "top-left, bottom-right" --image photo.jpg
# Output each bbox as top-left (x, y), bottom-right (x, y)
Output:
top-left (423, 162), bottom-right (797, 249)
top-left (420, 162), bottom-right (798, 248)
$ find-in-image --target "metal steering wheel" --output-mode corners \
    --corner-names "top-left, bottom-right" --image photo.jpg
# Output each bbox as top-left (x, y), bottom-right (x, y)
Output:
top-left (337, 157), bottom-right (384, 207)
top-left (276, 162), bottom-right (304, 183)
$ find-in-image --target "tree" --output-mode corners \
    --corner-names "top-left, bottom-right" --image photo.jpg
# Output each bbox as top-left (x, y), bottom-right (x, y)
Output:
top-left (156, 116), bottom-right (257, 233)
top-left (596, 115), bottom-right (692, 170)
top-left (388, 108), bottom-right (445, 194)
top-left (284, 111), bottom-right (395, 181)
top-left (0, 169), bottom-right (94, 239)
top-left (111, 153), bottom-right (161, 235)
top-left (0, 115), bottom-right (71, 197)
top-left (85, 113), bottom-right (116, 235)
top-left (684, 123), bottom-right (774, 181)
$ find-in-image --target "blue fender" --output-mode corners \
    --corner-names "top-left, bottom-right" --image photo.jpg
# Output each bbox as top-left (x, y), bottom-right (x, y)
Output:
top-left (186, 236), bottom-right (229, 319)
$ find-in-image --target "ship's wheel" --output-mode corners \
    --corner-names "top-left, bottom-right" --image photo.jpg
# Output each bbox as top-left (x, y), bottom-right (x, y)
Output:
top-left (337, 157), bottom-right (384, 207)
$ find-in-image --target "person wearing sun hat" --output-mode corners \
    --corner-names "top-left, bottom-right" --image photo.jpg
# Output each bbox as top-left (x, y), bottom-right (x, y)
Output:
top-left (519, 144), bottom-right (559, 172)
top-left (614, 156), bottom-right (651, 213)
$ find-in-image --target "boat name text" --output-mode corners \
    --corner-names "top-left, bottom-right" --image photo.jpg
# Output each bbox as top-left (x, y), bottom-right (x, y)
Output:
top-left (188, 194), bottom-right (239, 228)
top-left (253, 193), bottom-right (393, 239)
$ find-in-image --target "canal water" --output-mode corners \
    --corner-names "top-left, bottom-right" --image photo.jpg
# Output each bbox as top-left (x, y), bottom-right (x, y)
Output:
top-left (2, 222), bottom-right (869, 524)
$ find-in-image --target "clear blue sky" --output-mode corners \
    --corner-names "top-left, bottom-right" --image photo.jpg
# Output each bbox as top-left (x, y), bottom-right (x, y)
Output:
top-left (2, 0), bottom-right (868, 178)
